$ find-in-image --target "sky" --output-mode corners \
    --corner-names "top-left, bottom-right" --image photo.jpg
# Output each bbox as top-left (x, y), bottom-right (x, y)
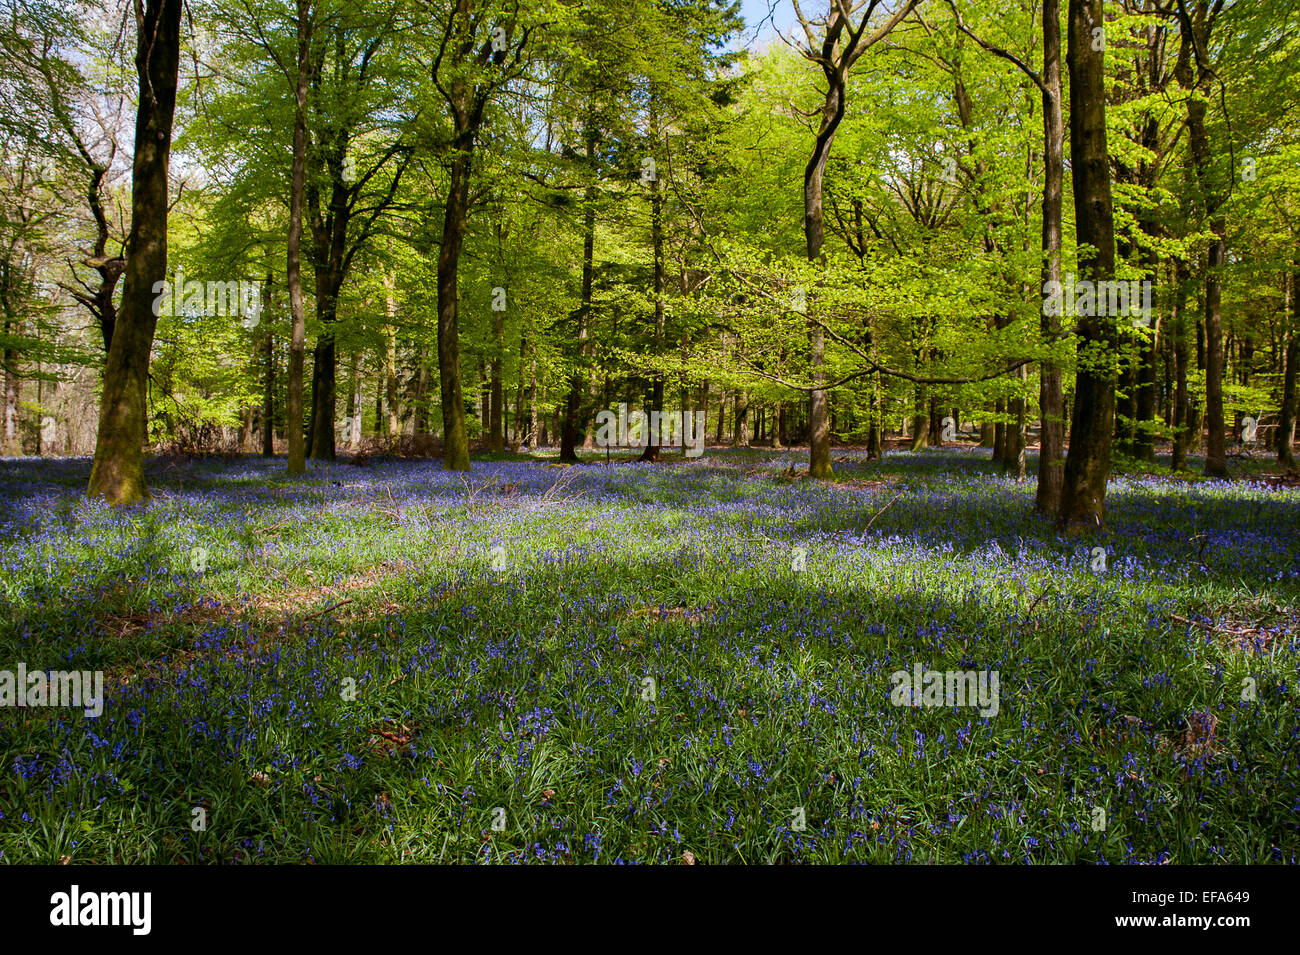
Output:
top-left (736, 0), bottom-right (801, 52)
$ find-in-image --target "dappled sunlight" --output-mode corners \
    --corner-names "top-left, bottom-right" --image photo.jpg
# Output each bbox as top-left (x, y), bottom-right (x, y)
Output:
top-left (1, 450), bottom-right (1297, 863)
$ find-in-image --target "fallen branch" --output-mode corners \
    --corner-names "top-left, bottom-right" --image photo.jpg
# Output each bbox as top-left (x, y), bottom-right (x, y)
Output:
top-left (861, 492), bottom-right (902, 535)
top-left (1020, 586), bottom-right (1055, 628)
top-left (1169, 612), bottom-right (1255, 637)
top-left (298, 598), bottom-right (354, 623)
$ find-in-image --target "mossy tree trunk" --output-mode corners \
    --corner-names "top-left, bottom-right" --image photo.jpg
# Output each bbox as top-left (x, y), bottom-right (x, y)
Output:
top-left (1058, 0), bottom-right (1118, 530)
top-left (87, 0), bottom-right (183, 504)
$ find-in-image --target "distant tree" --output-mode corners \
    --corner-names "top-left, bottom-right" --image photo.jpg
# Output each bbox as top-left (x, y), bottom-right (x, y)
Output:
top-left (788, 0), bottom-right (918, 479)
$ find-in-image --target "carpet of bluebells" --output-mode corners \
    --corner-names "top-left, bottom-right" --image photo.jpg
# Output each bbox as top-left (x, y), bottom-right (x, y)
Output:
top-left (0, 446), bottom-right (1297, 864)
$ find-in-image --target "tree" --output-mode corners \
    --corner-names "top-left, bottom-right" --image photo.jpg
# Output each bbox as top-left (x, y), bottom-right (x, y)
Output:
top-left (302, 1), bottom-right (413, 461)
top-left (1058, 0), bottom-right (1117, 529)
top-left (948, 0), bottom-right (1064, 507)
top-left (426, 0), bottom-right (535, 471)
top-left (86, 0), bottom-right (183, 503)
top-left (1279, 264), bottom-right (1298, 467)
top-left (1174, 0), bottom-right (1228, 478)
top-left (1038, 0), bottom-right (1066, 510)
top-left (286, 0), bottom-right (313, 474)
top-left (789, 0), bottom-right (918, 479)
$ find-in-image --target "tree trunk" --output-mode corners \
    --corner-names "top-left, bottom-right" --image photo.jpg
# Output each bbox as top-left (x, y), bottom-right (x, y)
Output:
top-left (806, 327), bottom-right (832, 475)
top-left (910, 385), bottom-right (929, 452)
top-left (992, 399), bottom-right (1006, 463)
top-left (1134, 313), bottom-right (1158, 462)
top-left (308, 334), bottom-right (335, 459)
top-left (1010, 376), bottom-right (1027, 481)
top-left (489, 307), bottom-right (504, 451)
top-left (1202, 221), bottom-right (1227, 476)
top-left (802, 72), bottom-right (843, 480)
top-left (2, 323), bottom-right (19, 456)
top-left (1, 272), bottom-right (20, 454)
top-left (87, 0), bottom-right (183, 503)
top-left (385, 274), bottom-right (399, 437)
top-left (1188, 316), bottom-right (1205, 452)
top-left (436, 140), bottom-right (473, 470)
top-left (1058, 0), bottom-right (1118, 529)
top-left (413, 345), bottom-right (429, 435)
top-left (1172, 258), bottom-right (1191, 470)
top-left (528, 337), bottom-right (538, 451)
top-left (1176, 3), bottom-right (1227, 478)
top-left (1117, 341), bottom-right (1137, 456)
top-left (239, 403), bottom-right (253, 452)
top-left (345, 351), bottom-right (360, 449)
top-left (305, 238), bottom-right (344, 460)
top-left (261, 275), bottom-right (275, 457)
top-left (562, 136), bottom-right (597, 463)
top-left (866, 375), bottom-right (881, 459)
top-left (513, 324), bottom-right (527, 446)
top-left (1279, 267), bottom-right (1299, 468)
top-left (1235, 331), bottom-right (1253, 446)
top-left (640, 100), bottom-right (666, 462)
top-left (285, 1), bottom-right (311, 476)
top-left (74, 158), bottom-right (126, 355)
top-left (478, 358), bottom-right (489, 442)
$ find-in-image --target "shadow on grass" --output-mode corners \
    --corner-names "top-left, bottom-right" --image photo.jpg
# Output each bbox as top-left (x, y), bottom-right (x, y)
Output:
top-left (1, 529), bottom-right (1297, 862)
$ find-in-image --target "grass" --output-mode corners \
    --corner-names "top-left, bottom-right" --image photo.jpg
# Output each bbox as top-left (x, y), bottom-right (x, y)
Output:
top-left (0, 446), bottom-right (1297, 863)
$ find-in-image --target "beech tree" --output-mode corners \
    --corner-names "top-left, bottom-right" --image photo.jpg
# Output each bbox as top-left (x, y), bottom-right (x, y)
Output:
top-left (424, 0), bottom-right (536, 471)
top-left (1056, 0), bottom-right (1117, 530)
top-left (86, 0), bottom-right (183, 504)
top-left (790, 0), bottom-right (919, 479)
top-left (3, 0), bottom-right (1295, 509)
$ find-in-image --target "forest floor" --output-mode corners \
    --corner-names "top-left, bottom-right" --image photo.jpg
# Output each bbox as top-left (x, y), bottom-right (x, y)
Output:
top-left (0, 446), bottom-right (1297, 862)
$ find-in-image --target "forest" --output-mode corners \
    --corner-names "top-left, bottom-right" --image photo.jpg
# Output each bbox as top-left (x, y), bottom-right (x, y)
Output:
top-left (0, 0), bottom-right (1298, 868)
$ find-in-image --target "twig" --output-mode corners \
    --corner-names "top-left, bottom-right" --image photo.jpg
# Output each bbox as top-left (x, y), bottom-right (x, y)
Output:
top-left (1021, 586), bottom-right (1054, 628)
top-left (298, 599), bottom-right (354, 623)
top-left (1170, 613), bottom-right (1253, 637)
top-left (385, 483), bottom-right (403, 519)
top-left (861, 492), bottom-right (902, 535)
